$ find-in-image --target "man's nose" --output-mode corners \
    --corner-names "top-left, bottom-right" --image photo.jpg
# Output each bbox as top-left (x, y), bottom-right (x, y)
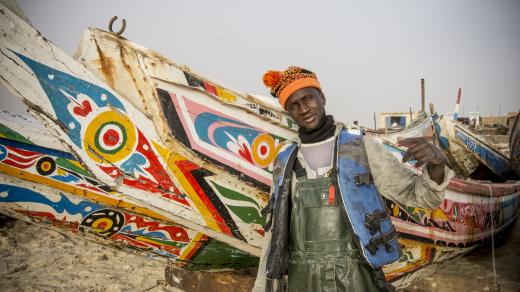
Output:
top-left (299, 102), bottom-right (310, 114)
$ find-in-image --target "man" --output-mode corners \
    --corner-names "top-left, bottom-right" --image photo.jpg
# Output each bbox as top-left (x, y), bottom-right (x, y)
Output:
top-left (253, 66), bottom-right (453, 292)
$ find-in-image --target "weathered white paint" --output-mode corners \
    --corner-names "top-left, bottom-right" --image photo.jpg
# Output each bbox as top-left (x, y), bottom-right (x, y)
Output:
top-left (0, 109), bottom-right (68, 151)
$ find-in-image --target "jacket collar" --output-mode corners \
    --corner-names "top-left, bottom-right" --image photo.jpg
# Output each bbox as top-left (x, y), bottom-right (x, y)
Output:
top-left (287, 122), bottom-right (346, 146)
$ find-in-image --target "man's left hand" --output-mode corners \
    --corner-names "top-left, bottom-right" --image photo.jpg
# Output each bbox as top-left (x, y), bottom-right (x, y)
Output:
top-left (397, 137), bottom-right (448, 184)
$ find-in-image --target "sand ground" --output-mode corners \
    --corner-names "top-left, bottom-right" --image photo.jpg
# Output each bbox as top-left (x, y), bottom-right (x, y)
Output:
top-left (0, 218), bottom-right (183, 292)
top-left (406, 219), bottom-right (520, 292)
top-left (2, 216), bottom-right (519, 292)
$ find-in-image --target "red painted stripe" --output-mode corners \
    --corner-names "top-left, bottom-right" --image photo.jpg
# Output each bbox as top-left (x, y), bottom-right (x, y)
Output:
top-left (135, 130), bottom-right (183, 196)
top-left (6, 145), bottom-right (40, 157)
top-left (183, 234), bottom-right (209, 261)
top-left (7, 152), bottom-right (42, 163)
top-left (176, 160), bottom-right (233, 236)
top-left (3, 158), bottom-right (37, 169)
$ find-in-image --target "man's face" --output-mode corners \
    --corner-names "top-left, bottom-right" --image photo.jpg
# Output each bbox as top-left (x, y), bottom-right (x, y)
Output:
top-left (285, 87), bottom-right (326, 131)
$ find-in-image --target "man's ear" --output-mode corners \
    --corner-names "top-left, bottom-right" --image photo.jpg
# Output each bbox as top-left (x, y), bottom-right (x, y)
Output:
top-left (320, 91), bottom-right (326, 106)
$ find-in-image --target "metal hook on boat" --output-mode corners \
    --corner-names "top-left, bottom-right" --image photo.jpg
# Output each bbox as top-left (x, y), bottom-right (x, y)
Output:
top-left (108, 16), bottom-right (126, 36)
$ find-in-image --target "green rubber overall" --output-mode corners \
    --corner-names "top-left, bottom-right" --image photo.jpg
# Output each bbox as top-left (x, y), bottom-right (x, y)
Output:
top-left (287, 175), bottom-right (384, 292)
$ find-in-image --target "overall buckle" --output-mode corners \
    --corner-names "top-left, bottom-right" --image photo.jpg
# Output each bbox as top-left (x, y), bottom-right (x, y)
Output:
top-left (364, 209), bottom-right (390, 235)
top-left (354, 173), bottom-right (373, 185)
top-left (365, 227), bottom-right (398, 255)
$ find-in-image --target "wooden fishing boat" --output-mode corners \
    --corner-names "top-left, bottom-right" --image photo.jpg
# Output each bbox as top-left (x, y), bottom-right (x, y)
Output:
top-left (430, 105), bottom-right (516, 180)
top-left (509, 113), bottom-right (520, 177)
top-left (366, 111), bottom-right (433, 144)
top-left (0, 110), bottom-right (258, 270)
top-left (430, 107), bottom-right (482, 178)
top-left (1, 4), bottom-right (519, 289)
top-left (454, 124), bottom-right (513, 179)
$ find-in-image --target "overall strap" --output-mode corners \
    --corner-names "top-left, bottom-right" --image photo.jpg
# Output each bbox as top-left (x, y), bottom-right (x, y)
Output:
top-left (264, 143), bottom-right (299, 282)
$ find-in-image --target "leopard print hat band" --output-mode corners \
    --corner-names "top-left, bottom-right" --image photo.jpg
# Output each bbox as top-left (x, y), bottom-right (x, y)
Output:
top-left (262, 66), bottom-right (321, 109)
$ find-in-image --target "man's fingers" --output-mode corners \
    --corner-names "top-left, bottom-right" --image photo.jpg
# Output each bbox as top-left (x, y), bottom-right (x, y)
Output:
top-left (402, 142), bottom-right (430, 162)
top-left (398, 137), bottom-right (447, 167)
top-left (402, 151), bottom-right (411, 162)
top-left (397, 137), bottom-right (425, 146)
top-left (414, 151), bottom-right (431, 161)
top-left (414, 152), bottom-right (434, 167)
top-left (407, 142), bottom-right (430, 156)
top-left (415, 159), bottom-right (426, 168)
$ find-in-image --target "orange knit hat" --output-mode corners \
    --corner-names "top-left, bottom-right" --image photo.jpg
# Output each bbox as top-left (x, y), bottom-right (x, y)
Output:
top-left (262, 66), bottom-right (321, 108)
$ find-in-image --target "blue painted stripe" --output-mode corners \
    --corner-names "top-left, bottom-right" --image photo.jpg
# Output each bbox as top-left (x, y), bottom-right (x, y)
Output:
top-left (455, 129), bottom-right (508, 176)
top-left (0, 137), bottom-right (76, 160)
top-left (0, 183), bottom-right (101, 217)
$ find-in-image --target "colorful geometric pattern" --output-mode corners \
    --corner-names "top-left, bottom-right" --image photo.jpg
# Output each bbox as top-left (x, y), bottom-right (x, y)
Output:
top-left (0, 182), bottom-right (257, 269)
top-left (0, 115), bottom-right (266, 244)
top-left (12, 51), bottom-right (187, 205)
top-left (157, 88), bottom-right (284, 188)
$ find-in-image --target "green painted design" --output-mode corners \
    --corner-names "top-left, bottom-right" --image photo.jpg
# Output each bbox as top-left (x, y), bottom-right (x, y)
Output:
top-left (399, 250), bottom-right (414, 262)
top-left (453, 204), bottom-right (458, 219)
top-left (287, 117), bottom-right (296, 129)
top-left (0, 123), bottom-right (32, 144)
top-left (210, 181), bottom-right (260, 209)
top-left (138, 236), bottom-right (188, 249)
top-left (404, 206), bottom-right (426, 223)
top-left (271, 133), bottom-right (286, 143)
top-left (209, 181), bottom-right (265, 225)
top-left (94, 122), bottom-right (127, 154)
top-left (186, 238), bottom-right (259, 270)
top-left (227, 205), bottom-right (265, 225)
top-left (55, 157), bottom-right (92, 178)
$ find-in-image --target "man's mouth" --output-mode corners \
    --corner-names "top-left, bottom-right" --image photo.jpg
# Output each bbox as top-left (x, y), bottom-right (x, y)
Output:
top-left (302, 115), bottom-right (315, 124)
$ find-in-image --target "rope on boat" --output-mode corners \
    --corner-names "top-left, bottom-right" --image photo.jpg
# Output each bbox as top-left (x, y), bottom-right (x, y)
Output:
top-left (487, 184), bottom-right (500, 291)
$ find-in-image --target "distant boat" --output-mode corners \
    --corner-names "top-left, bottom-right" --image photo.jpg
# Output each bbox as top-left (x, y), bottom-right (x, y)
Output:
top-left (430, 104), bottom-right (516, 180)
top-left (0, 4), bottom-right (518, 289)
top-left (366, 111), bottom-right (433, 145)
top-left (509, 113), bottom-right (520, 177)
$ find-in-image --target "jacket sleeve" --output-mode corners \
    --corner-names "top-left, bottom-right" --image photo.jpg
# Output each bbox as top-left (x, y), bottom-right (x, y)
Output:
top-left (363, 136), bottom-right (454, 209)
top-left (252, 228), bottom-right (271, 292)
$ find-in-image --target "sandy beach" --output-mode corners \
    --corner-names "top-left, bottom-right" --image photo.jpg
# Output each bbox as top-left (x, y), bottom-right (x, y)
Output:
top-left (0, 218), bottom-right (182, 292)
top-left (1, 215), bottom-right (519, 291)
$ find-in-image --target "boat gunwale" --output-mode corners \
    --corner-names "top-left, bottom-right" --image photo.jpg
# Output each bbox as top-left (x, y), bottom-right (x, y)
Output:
top-left (448, 177), bottom-right (520, 197)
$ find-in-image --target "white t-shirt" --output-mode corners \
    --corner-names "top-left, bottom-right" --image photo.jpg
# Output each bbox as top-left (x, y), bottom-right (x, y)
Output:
top-left (299, 136), bottom-right (335, 178)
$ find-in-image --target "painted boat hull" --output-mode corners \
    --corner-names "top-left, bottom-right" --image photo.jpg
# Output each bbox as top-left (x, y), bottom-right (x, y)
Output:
top-left (454, 124), bottom-right (512, 179)
top-left (432, 115), bottom-right (481, 178)
top-left (0, 3), bottom-right (266, 256)
top-left (370, 112), bottom-right (433, 145)
top-left (0, 120), bottom-right (258, 270)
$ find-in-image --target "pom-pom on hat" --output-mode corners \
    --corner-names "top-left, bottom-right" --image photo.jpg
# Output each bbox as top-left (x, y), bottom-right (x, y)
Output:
top-left (262, 66), bottom-right (321, 109)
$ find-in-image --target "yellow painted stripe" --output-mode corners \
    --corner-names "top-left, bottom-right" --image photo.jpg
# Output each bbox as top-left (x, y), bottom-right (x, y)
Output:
top-left (178, 232), bottom-right (206, 261)
top-left (151, 141), bottom-right (222, 233)
top-left (166, 152), bottom-right (221, 232)
top-left (0, 163), bottom-right (172, 223)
